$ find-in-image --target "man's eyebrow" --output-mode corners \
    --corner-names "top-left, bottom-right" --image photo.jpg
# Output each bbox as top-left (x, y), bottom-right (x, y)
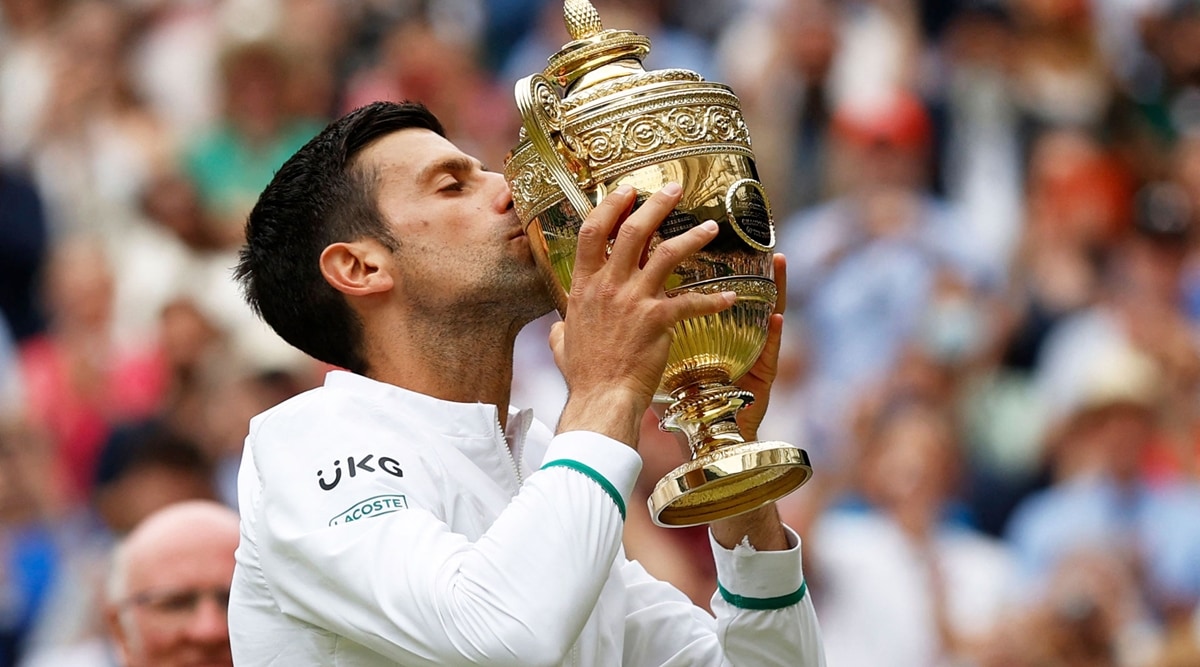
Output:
top-left (415, 157), bottom-right (478, 186)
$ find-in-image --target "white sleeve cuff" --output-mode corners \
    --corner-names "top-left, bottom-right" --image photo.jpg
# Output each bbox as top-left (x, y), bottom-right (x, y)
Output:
top-left (710, 524), bottom-right (805, 608)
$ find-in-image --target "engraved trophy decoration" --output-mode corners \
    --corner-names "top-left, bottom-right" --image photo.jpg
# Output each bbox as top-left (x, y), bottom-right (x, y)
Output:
top-left (504, 0), bottom-right (812, 527)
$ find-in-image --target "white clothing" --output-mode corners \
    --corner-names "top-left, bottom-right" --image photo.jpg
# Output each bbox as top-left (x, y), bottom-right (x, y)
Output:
top-left (229, 370), bottom-right (824, 667)
top-left (812, 511), bottom-right (1016, 667)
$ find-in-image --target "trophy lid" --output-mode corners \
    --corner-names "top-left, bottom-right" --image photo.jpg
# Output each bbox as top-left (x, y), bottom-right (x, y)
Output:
top-left (545, 0), bottom-right (651, 90)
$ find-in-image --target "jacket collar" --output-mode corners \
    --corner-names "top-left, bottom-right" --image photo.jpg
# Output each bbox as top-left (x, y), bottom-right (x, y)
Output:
top-left (323, 370), bottom-right (535, 451)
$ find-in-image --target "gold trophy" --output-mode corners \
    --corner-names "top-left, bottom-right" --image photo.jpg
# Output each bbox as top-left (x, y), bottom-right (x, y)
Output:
top-left (504, 0), bottom-right (812, 527)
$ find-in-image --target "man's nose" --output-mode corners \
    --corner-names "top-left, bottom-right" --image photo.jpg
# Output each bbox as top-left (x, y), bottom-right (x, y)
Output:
top-left (490, 171), bottom-right (515, 213)
top-left (185, 596), bottom-right (229, 642)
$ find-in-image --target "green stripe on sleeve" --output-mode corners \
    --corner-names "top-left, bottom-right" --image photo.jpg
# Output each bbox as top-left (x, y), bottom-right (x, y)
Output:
top-left (717, 579), bottom-right (807, 610)
top-left (540, 459), bottom-right (626, 520)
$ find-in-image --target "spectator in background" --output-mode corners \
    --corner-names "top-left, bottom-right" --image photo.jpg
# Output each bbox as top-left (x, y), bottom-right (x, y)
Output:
top-left (0, 417), bottom-right (59, 667)
top-left (956, 128), bottom-right (1140, 532)
top-left (777, 89), bottom-right (995, 471)
top-left (17, 422), bottom-right (218, 667)
top-left (502, 0), bottom-right (717, 90)
top-left (1034, 179), bottom-right (1197, 435)
top-left (482, 0), bottom-right (544, 70)
top-left (343, 18), bottom-right (517, 170)
top-left (152, 297), bottom-right (229, 444)
top-left (28, 0), bottom-right (176, 238)
top-left (18, 238), bottom-right (168, 505)
top-left (105, 501), bottom-right (238, 667)
top-left (1002, 128), bottom-right (1133, 380)
top-left (1008, 345), bottom-right (1200, 634)
top-left (0, 166), bottom-right (49, 343)
top-left (106, 173), bottom-right (230, 348)
top-left (125, 0), bottom-right (223, 145)
top-left (1175, 134), bottom-right (1200, 329)
top-left (932, 2), bottom-right (1027, 276)
top-left (91, 422), bottom-right (217, 537)
top-left (109, 168), bottom-right (299, 381)
top-left (183, 40), bottom-right (323, 246)
top-left (197, 365), bottom-right (316, 509)
top-left (0, 0), bottom-right (63, 163)
top-left (1135, 1), bottom-right (1200, 144)
top-left (717, 0), bottom-right (841, 216)
top-left (274, 0), bottom-right (347, 123)
top-left (807, 398), bottom-right (1016, 667)
top-left (827, 0), bottom-right (922, 122)
top-left (1010, 0), bottom-right (1112, 131)
top-left (978, 549), bottom-right (1157, 667)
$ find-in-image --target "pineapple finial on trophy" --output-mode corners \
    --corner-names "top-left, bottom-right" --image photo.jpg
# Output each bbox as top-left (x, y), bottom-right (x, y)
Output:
top-left (564, 0), bottom-right (603, 40)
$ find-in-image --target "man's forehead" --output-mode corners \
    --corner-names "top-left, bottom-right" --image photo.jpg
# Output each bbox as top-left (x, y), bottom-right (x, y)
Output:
top-left (359, 129), bottom-right (466, 181)
top-left (126, 536), bottom-right (236, 590)
top-left (124, 521), bottom-right (237, 584)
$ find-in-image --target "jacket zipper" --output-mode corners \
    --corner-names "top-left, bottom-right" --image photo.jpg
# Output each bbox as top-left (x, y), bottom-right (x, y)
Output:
top-left (496, 416), bottom-right (523, 487)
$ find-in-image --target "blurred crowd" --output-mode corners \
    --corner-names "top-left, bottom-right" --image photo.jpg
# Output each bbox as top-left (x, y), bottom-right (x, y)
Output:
top-left (2, 0), bottom-right (1200, 666)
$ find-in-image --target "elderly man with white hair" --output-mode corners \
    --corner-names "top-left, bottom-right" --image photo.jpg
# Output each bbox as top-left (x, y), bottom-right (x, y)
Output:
top-left (105, 500), bottom-right (238, 667)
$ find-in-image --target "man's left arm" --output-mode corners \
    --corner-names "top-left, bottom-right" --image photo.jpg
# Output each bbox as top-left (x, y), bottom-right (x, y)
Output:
top-left (623, 256), bottom-right (825, 665)
top-left (710, 258), bottom-right (823, 664)
top-left (708, 252), bottom-right (796, 554)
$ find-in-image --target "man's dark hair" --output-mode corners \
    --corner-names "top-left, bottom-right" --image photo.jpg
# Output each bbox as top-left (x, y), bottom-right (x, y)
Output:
top-left (235, 102), bottom-right (444, 374)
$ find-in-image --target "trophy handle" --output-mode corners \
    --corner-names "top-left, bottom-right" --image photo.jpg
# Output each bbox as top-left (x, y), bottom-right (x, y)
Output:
top-left (514, 74), bottom-right (595, 221)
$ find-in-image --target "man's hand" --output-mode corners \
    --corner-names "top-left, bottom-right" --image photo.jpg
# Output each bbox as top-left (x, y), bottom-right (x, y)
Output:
top-left (554, 184), bottom-right (735, 448)
top-left (735, 253), bottom-right (788, 442)
top-left (712, 254), bottom-right (791, 551)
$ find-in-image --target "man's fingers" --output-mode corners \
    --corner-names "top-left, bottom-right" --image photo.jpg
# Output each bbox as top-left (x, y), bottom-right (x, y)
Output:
top-left (665, 289), bottom-right (737, 324)
top-left (575, 185), bottom-right (636, 276)
top-left (772, 254), bottom-right (787, 316)
top-left (606, 183), bottom-right (682, 273)
top-left (548, 320), bottom-right (566, 371)
top-left (750, 312), bottom-right (784, 383)
top-left (643, 220), bottom-right (719, 289)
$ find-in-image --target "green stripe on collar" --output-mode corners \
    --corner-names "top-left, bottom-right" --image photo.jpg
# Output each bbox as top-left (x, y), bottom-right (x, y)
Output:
top-left (718, 579), bottom-right (807, 610)
top-left (541, 459), bottom-right (626, 520)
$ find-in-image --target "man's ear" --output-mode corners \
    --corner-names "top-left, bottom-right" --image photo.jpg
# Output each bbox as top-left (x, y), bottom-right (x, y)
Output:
top-left (105, 604), bottom-right (134, 665)
top-left (319, 241), bottom-right (395, 297)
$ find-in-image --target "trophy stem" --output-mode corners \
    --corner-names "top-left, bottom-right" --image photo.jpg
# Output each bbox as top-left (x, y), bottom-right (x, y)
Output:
top-left (651, 380), bottom-right (813, 528)
top-left (660, 383), bottom-right (752, 458)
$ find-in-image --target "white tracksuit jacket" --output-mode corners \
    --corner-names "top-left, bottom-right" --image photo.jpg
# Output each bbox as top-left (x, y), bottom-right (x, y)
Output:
top-left (228, 370), bottom-right (825, 666)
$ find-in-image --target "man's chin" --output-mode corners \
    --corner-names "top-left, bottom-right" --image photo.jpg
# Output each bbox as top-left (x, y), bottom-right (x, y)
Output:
top-left (519, 277), bottom-right (558, 322)
top-left (515, 272), bottom-right (558, 323)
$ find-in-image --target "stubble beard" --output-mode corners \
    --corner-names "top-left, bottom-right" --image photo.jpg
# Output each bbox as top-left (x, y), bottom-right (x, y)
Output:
top-left (402, 241), bottom-right (554, 337)
top-left (479, 250), bottom-right (556, 327)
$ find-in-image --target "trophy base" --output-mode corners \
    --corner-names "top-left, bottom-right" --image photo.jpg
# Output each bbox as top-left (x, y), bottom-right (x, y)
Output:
top-left (648, 440), bottom-right (812, 528)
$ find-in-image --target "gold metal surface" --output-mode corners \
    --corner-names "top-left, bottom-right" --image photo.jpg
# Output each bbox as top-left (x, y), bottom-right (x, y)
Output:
top-left (504, 0), bottom-right (813, 527)
top-left (564, 0), bottom-right (603, 40)
top-left (650, 443), bottom-right (812, 528)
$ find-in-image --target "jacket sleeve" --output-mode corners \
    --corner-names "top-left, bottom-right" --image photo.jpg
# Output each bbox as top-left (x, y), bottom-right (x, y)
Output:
top-left (620, 527), bottom-right (825, 666)
top-left (243, 401), bottom-right (642, 667)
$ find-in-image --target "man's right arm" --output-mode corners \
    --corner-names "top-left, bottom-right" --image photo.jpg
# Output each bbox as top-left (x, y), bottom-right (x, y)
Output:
top-left (552, 183), bottom-right (733, 446)
top-left (243, 400), bottom-right (641, 667)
